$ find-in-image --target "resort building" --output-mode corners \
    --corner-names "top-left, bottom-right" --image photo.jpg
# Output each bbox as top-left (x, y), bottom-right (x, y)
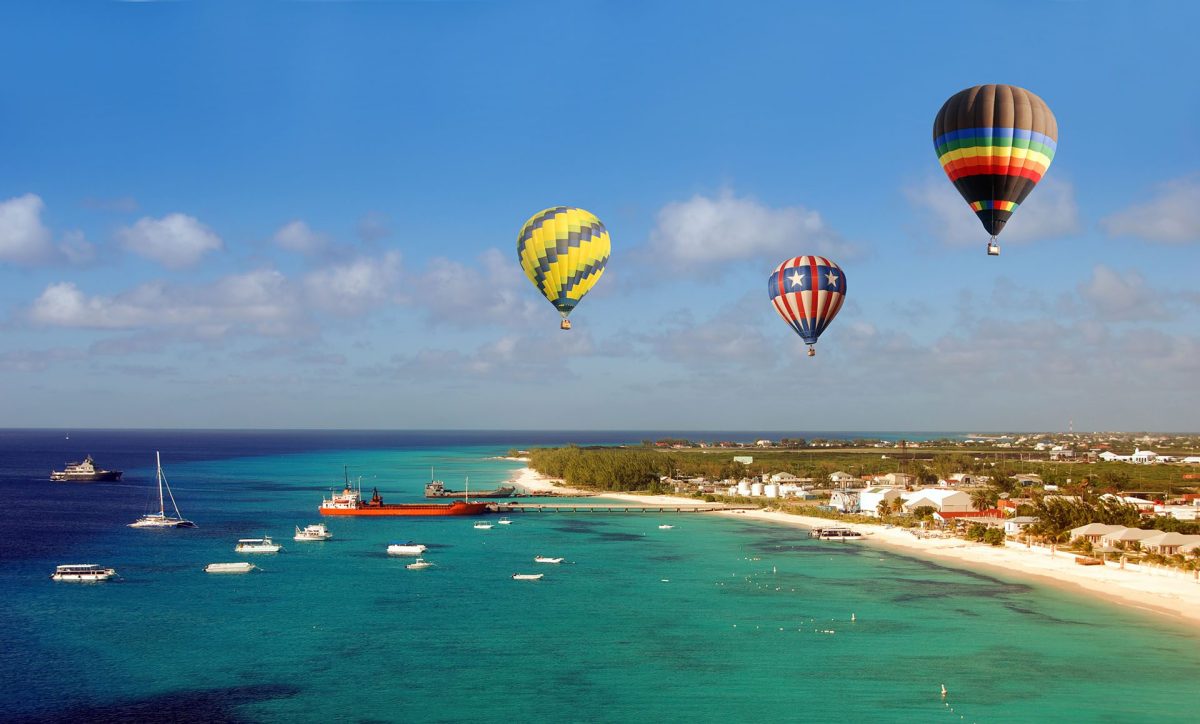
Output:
top-left (1069, 523), bottom-right (1128, 544)
top-left (828, 471), bottom-right (857, 487)
top-left (1004, 516), bottom-right (1039, 536)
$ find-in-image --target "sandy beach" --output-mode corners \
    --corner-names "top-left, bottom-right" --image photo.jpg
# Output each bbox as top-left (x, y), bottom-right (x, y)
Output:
top-left (509, 466), bottom-right (1200, 627)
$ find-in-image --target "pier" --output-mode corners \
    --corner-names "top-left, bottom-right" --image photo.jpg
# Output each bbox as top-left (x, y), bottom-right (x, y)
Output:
top-left (487, 503), bottom-right (755, 514)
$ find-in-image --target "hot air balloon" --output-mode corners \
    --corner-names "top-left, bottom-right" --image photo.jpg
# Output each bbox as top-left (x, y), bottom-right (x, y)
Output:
top-left (768, 256), bottom-right (846, 357)
top-left (517, 206), bottom-right (610, 330)
top-left (933, 84), bottom-right (1058, 256)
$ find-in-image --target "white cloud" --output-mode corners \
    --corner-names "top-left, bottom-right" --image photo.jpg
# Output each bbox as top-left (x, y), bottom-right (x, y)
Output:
top-left (1100, 178), bottom-right (1200, 243)
top-left (117, 213), bottom-right (223, 268)
top-left (273, 220), bottom-right (328, 255)
top-left (59, 230), bottom-right (96, 265)
top-left (1078, 264), bottom-right (1167, 321)
top-left (647, 189), bottom-right (857, 268)
top-left (0, 193), bottom-right (55, 264)
top-left (303, 251), bottom-right (403, 315)
top-left (404, 248), bottom-right (542, 327)
top-left (907, 176), bottom-right (1080, 246)
top-left (29, 270), bottom-right (303, 338)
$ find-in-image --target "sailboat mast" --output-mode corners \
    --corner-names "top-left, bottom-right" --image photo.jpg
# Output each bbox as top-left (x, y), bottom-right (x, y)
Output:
top-left (156, 451), bottom-right (165, 515)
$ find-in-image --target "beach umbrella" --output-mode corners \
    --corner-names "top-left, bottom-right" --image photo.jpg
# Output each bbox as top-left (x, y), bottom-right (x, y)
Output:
top-left (768, 255), bottom-right (846, 357)
top-left (516, 206), bottom-right (611, 330)
top-left (933, 84), bottom-right (1058, 256)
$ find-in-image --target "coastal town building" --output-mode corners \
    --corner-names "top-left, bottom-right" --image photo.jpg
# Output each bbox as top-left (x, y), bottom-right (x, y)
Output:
top-left (829, 490), bottom-right (857, 513)
top-left (858, 487), bottom-right (903, 516)
top-left (902, 488), bottom-right (973, 514)
top-left (828, 471), bottom-right (856, 487)
top-left (1004, 516), bottom-right (1039, 536)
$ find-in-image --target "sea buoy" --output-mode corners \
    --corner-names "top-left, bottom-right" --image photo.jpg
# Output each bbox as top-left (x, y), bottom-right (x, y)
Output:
top-left (851, 613), bottom-right (856, 622)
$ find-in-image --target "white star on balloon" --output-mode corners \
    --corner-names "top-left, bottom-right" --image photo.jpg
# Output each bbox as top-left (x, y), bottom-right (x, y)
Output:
top-left (825, 271), bottom-right (839, 288)
top-left (788, 271), bottom-right (805, 289)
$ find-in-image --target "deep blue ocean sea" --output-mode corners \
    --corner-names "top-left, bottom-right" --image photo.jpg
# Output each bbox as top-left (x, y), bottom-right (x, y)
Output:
top-left (3, 429), bottom-right (1198, 723)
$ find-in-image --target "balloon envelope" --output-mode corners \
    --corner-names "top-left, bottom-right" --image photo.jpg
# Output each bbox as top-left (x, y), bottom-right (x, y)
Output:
top-left (933, 84), bottom-right (1058, 237)
top-left (516, 206), bottom-right (610, 318)
top-left (768, 256), bottom-right (846, 346)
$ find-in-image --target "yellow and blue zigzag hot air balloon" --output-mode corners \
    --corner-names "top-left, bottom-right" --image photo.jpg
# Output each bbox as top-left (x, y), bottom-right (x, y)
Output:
top-left (516, 206), bottom-right (610, 330)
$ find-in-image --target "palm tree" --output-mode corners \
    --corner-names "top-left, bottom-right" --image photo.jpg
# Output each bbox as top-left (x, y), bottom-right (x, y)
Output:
top-left (970, 488), bottom-right (998, 512)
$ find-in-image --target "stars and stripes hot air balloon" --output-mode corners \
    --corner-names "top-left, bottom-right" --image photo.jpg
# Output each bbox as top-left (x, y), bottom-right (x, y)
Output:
top-left (517, 206), bottom-right (610, 330)
top-left (768, 256), bottom-right (846, 357)
top-left (933, 84), bottom-right (1058, 257)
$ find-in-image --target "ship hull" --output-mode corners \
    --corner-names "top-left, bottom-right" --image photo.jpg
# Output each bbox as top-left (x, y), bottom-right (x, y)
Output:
top-left (320, 501), bottom-right (490, 517)
top-left (51, 471), bottom-right (123, 482)
top-left (426, 485), bottom-right (515, 499)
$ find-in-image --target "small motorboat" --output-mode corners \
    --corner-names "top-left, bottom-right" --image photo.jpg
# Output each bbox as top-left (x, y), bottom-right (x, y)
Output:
top-left (205, 562), bottom-right (256, 574)
top-left (235, 537), bottom-right (282, 553)
top-left (657, 524), bottom-right (674, 530)
top-left (294, 523), bottom-right (332, 541)
top-left (387, 542), bottom-right (427, 556)
top-left (473, 522), bottom-right (494, 530)
top-left (50, 564), bottom-right (117, 582)
top-left (497, 518), bottom-right (513, 525)
top-left (534, 556), bottom-right (564, 564)
top-left (512, 573), bottom-right (544, 581)
top-left (406, 558), bottom-right (434, 570)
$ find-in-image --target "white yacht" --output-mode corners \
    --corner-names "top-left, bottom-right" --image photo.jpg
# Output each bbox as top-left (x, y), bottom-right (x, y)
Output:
top-left (497, 517), bottom-right (513, 525)
top-left (128, 452), bottom-right (196, 529)
top-left (534, 556), bottom-right (564, 564)
top-left (235, 537), bottom-right (281, 553)
top-left (205, 562), bottom-right (256, 574)
top-left (512, 573), bottom-right (544, 581)
top-left (406, 558), bottom-right (434, 570)
top-left (387, 542), bottom-right (427, 556)
top-left (293, 523), bottom-right (332, 541)
top-left (51, 564), bottom-right (117, 582)
top-left (473, 521), bottom-right (494, 530)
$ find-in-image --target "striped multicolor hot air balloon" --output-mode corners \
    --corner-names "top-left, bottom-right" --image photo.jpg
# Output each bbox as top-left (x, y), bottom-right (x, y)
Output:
top-left (516, 206), bottom-right (610, 330)
top-left (768, 256), bottom-right (846, 357)
top-left (933, 84), bottom-right (1058, 256)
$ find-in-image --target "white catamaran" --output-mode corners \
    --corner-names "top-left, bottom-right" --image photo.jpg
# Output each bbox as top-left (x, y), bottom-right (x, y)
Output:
top-left (128, 451), bottom-right (196, 528)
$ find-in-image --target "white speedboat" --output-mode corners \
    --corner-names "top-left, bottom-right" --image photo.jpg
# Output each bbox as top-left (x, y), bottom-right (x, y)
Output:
top-left (473, 522), bottom-right (493, 530)
top-left (205, 562), bottom-right (256, 574)
top-left (387, 542), bottom-right (427, 556)
top-left (497, 518), bottom-right (513, 525)
top-left (406, 558), bottom-right (434, 570)
top-left (294, 523), bottom-right (332, 541)
top-left (235, 537), bottom-right (281, 553)
top-left (512, 573), bottom-right (544, 581)
top-left (129, 452), bottom-right (196, 529)
top-left (50, 564), bottom-right (117, 582)
top-left (534, 556), bottom-right (563, 564)
top-left (658, 524), bottom-right (674, 530)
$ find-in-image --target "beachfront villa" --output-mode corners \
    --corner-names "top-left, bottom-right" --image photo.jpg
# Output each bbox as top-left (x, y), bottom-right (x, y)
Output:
top-left (1073, 524), bottom-right (1200, 555)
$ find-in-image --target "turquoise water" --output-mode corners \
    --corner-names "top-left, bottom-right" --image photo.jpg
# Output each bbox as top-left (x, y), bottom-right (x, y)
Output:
top-left (4, 433), bottom-right (1200, 722)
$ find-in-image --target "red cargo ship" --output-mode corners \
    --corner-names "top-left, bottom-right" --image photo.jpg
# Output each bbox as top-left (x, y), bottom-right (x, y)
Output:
top-left (319, 483), bottom-right (489, 517)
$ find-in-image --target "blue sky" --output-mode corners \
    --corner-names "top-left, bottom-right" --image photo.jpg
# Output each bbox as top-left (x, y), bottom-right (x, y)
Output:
top-left (1, 1), bottom-right (1197, 431)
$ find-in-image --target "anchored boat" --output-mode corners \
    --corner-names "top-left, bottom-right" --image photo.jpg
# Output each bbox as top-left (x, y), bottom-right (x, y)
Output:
top-left (51, 564), bottom-right (117, 582)
top-left (319, 476), bottom-right (488, 517)
top-left (51, 455), bottom-right (122, 482)
top-left (128, 452), bottom-right (196, 529)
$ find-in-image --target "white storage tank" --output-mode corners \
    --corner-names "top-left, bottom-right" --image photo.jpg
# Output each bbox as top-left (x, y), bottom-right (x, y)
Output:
top-left (737, 481), bottom-right (752, 496)
top-left (765, 484), bottom-right (779, 498)
top-left (750, 482), bottom-right (765, 496)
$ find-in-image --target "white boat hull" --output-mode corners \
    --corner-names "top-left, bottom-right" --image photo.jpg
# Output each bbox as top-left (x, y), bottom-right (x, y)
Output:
top-left (387, 544), bottom-right (427, 556)
top-left (512, 573), bottom-right (544, 581)
top-left (205, 562), bottom-right (256, 574)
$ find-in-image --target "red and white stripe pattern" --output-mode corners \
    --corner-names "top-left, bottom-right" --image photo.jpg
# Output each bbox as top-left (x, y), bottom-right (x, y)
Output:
top-left (768, 255), bottom-right (846, 346)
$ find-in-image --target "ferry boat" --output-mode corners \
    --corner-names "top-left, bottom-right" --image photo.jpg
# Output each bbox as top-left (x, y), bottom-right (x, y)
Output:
top-left (387, 542), bottom-right (428, 556)
top-left (205, 562), bottom-right (256, 574)
top-left (50, 564), bottom-right (117, 582)
top-left (813, 526), bottom-right (865, 541)
top-left (293, 523), bottom-right (332, 541)
top-left (235, 537), bottom-right (282, 553)
top-left (319, 481), bottom-right (488, 517)
top-left (473, 521), bottom-right (494, 530)
top-left (51, 455), bottom-right (122, 482)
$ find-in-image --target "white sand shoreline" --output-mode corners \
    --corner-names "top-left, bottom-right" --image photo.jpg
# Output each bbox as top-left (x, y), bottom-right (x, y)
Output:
top-left (505, 466), bottom-right (1200, 628)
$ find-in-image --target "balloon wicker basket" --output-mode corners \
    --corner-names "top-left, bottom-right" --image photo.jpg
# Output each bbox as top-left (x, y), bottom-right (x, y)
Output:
top-left (807, 347), bottom-right (816, 357)
top-left (560, 319), bottom-right (572, 330)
